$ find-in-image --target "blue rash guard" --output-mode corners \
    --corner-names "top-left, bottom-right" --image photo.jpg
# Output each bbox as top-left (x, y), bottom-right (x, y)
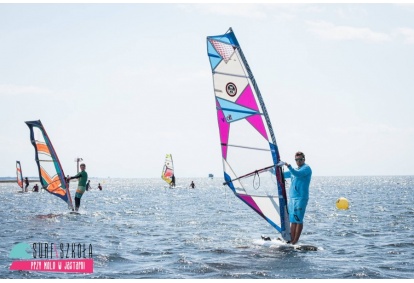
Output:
top-left (284, 163), bottom-right (312, 223)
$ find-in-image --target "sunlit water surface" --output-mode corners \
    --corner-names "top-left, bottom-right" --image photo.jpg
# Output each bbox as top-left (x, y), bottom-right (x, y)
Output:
top-left (1, 176), bottom-right (413, 279)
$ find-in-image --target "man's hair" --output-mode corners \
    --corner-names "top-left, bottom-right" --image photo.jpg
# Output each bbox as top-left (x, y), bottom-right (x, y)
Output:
top-left (80, 163), bottom-right (86, 167)
top-left (295, 151), bottom-right (305, 158)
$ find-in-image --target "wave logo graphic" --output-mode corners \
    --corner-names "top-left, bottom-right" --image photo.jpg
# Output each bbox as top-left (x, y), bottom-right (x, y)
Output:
top-left (9, 242), bottom-right (32, 259)
top-left (9, 242), bottom-right (94, 273)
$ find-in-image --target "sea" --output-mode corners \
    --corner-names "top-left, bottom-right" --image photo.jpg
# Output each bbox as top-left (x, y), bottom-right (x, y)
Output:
top-left (0, 176), bottom-right (413, 279)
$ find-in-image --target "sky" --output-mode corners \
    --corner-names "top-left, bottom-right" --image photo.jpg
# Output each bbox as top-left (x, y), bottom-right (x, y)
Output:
top-left (1, 2), bottom-right (414, 178)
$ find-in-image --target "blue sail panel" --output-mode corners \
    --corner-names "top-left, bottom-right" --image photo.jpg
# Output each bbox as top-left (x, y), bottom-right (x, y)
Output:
top-left (217, 97), bottom-right (258, 122)
top-left (207, 40), bottom-right (222, 70)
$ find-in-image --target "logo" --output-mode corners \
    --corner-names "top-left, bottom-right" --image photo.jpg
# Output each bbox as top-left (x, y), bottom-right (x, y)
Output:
top-left (226, 82), bottom-right (237, 97)
top-left (9, 242), bottom-right (94, 273)
top-left (9, 242), bottom-right (32, 259)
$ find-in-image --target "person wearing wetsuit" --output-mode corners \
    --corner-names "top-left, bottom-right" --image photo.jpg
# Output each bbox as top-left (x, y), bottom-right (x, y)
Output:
top-left (24, 177), bottom-right (29, 192)
top-left (67, 163), bottom-right (88, 211)
top-left (86, 180), bottom-right (91, 191)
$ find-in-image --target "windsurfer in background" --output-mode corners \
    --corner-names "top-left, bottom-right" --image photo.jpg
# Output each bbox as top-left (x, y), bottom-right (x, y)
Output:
top-left (24, 177), bottom-right (29, 192)
top-left (98, 183), bottom-right (102, 190)
top-left (170, 174), bottom-right (176, 188)
top-left (189, 181), bottom-right (195, 189)
top-left (283, 151), bottom-right (312, 245)
top-left (67, 163), bottom-right (88, 212)
top-left (32, 184), bottom-right (39, 192)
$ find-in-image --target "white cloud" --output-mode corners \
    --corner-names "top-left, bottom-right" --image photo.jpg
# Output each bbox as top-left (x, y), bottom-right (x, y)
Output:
top-left (395, 27), bottom-right (414, 44)
top-left (330, 123), bottom-right (414, 136)
top-left (180, 4), bottom-right (268, 19)
top-left (0, 84), bottom-right (53, 96)
top-left (306, 20), bottom-right (391, 43)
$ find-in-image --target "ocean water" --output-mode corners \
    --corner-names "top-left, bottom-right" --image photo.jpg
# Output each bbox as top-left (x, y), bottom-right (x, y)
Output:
top-left (0, 176), bottom-right (413, 279)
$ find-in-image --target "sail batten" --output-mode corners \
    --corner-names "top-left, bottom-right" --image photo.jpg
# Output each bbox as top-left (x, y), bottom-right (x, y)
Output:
top-left (207, 28), bottom-right (291, 241)
top-left (25, 120), bottom-right (74, 210)
top-left (223, 164), bottom-right (276, 185)
top-left (222, 144), bottom-right (271, 152)
top-left (213, 71), bottom-right (249, 79)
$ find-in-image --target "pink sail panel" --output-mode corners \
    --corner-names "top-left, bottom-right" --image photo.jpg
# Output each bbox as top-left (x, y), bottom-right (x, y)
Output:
top-left (216, 99), bottom-right (230, 159)
top-left (236, 85), bottom-right (268, 140)
top-left (238, 194), bottom-right (264, 216)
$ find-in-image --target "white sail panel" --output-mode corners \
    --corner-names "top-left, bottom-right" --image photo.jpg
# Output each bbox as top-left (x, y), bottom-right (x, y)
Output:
top-left (252, 196), bottom-right (282, 227)
top-left (213, 73), bottom-right (249, 103)
top-left (212, 46), bottom-right (247, 78)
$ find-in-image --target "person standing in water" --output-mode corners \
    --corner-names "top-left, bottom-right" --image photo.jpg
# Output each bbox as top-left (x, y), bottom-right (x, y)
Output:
top-left (284, 151), bottom-right (312, 245)
top-left (67, 163), bottom-right (88, 212)
top-left (24, 177), bottom-right (29, 192)
top-left (86, 180), bottom-right (91, 191)
top-left (170, 174), bottom-right (176, 188)
top-left (189, 181), bottom-right (195, 189)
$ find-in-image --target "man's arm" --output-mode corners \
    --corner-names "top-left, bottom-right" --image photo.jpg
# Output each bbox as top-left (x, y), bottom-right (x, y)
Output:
top-left (287, 164), bottom-right (312, 178)
top-left (68, 172), bottom-right (82, 180)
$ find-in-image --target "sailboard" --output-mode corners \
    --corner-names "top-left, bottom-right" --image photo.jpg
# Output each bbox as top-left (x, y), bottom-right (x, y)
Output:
top-left (25, 120), bottom-right (74, 210)
top-left (207, 28), bottom-right (291, 242)
top-left (254, 238), bottom-right (319, 251)
top-left (16, 161), bottom-right (24, 191)
top-left (161, 154), bottom-right (174, 186)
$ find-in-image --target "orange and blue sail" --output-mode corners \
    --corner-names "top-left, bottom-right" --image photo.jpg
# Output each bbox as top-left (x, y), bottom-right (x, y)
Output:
top-left (161, 154), bottom-right (174, 185)
top-left (207, 28), bottom-right (290, 241)
top-left (16, 161), bottom-right (23, 189)
top-left (25, 120), bottom-right (74, 210)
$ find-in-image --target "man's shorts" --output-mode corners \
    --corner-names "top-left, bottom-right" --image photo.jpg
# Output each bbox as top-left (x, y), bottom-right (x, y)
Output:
top-left (288, 198), bottom-right (309, 224)
top-left (75, 186), bottom-right (86, 199)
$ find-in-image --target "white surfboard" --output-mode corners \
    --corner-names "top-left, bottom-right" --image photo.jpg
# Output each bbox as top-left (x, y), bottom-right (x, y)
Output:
top-left (254, 238), bottom-right (319, 251)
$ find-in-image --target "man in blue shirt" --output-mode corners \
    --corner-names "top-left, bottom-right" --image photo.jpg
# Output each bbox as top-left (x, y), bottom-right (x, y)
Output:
top-left (284, 151), bottom-right (312, 245)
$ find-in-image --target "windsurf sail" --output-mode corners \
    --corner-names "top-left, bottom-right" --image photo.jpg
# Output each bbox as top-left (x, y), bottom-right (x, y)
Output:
top-left (207, 28), bottom-right (291, 241)
top-left (25, 120), bottom-right (74, 210)
top-left (161, 154), bottom-right (174, 185)
top-left (16, 161), bottom-right (23, 190)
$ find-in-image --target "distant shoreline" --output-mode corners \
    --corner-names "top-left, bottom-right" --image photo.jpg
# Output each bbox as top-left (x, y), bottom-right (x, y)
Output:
top-left (0, 179), bottom-right (39, 183)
